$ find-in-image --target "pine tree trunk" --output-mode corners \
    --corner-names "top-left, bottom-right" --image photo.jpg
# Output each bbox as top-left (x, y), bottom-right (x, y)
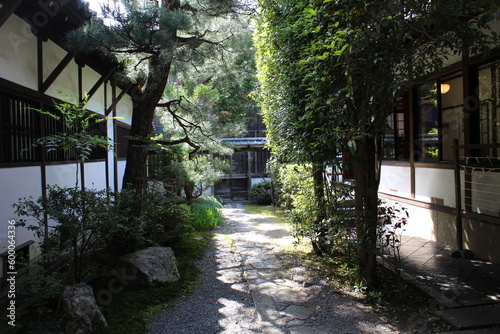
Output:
top-left (353, 134), bottom-right (380, 288)
top-left (184, 181), bottom-right (195, 205)
top-left (122, 59), bottom-right (171, 195)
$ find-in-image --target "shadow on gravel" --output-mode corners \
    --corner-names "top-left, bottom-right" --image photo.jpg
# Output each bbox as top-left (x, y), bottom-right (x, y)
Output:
top-left (147, 219), bottom-right (261, 334)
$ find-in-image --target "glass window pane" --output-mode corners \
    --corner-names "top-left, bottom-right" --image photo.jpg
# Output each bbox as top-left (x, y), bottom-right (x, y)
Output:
top-left (479, 61), bottom-right (500, 145)
top-left (441, 77), bottom-right (463, 108)
top-left (383, 113), bottom-right (395, 159)
top-left (383, 93), bottom-right (410, 161)
top-left (416, 82), bottom-right (440, 161)
top-left (442, 107), bottom-right (462, 161)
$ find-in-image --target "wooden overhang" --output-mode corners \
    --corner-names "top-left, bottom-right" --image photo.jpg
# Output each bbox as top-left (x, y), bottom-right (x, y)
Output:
top-left (0, 0), bottom-right (132, 94)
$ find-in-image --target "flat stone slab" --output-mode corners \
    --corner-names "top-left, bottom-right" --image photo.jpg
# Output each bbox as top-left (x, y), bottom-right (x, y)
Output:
top-left (432, 304), bottom-right (500, 329)
top-left (282, 304), bottom-right (315, 319)
top-left (272, 285), bottom-right (309, 304)
top-left (289, 326), bottom-right (328, 334)
top-left (440, 329), bottom-right (500, 334)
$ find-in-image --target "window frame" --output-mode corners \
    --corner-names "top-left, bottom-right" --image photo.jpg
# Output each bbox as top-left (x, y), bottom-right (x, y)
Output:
top-left (383, 91), bottom-right (411, 161)
top-left (0, 86), bottom-right (112, 167)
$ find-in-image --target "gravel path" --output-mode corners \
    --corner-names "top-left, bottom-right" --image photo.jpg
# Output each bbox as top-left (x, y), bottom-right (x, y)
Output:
top-left (148, 203), bottom-right (435, 334)
top-left (148, 208), bottom-right (260, 334)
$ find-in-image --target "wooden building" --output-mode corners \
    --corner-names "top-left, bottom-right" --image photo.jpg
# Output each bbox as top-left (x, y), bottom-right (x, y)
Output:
top-left (214, 110), bottom-right (271, 200)
top-left (0, 0), bottom-right (133, 279)
top-left (379, 46), bottom-right (500, 264)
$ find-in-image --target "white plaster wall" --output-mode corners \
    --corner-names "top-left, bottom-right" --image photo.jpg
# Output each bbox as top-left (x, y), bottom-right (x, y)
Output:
top-left (414, 168), bottom-right (455, 207)
top-left (471, 171), bottom-right (500, 217)
top-left (379, 165), bottom-right (411, 197)
top-left (44, 162), bottom-right (108, 189)
top-left (83, 66), bottom-right (106, 114)
top-left (442, 53), bottom-right (462, 68)
top-left (83, 161), bottom-right (107, 189)
top-left (46, 59), bottom-right (79, 100)
top-left (380, 198), bottom-right (437, 241)
top-left (45, 164), bottom-right (80, 188)
top-left (42, 39), bottom-right (65, 83)
top-left (401, 205), bottom-right (437, 241)
top-left (117, 91), bottom-right (133, 125)
top-left (0, 167), bottom-right (44, 270)
top-left (0, 14), bottom-right (38, 90)
top-left (117, 160), bottom-right (127, 190)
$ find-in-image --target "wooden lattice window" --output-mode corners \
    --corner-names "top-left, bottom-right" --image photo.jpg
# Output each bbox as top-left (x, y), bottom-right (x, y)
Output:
top-left (0, 91), bottom-right (41, 163)
top-left (1, 89), bottom-right (109, 164)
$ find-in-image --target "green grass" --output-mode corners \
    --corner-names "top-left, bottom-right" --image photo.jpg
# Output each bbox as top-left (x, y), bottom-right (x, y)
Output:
top-left (190, 196), bottom-right (224, 230)
top-left (242, 204), bottom-right (286, 224)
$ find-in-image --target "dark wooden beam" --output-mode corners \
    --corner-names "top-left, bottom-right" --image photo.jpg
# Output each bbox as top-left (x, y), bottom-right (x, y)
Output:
top-left (37, 37), bottom-right (43, 91)
top-left (86, 66), bottom-right (116, 100)
top-left (78, 63), bottom-right (83, 101)
top-left (112, 80), bottom-right (119, 192)
top-left (409, 86), bottom-right (416, 199)
top-left (105, 82), bottom-right (133, 116)
top-left (0, 0), bottom-right (23, 29)
top-left (39, 50), bottom-right (76, 93)
top-left (104, 81), bottom-right (110, 190)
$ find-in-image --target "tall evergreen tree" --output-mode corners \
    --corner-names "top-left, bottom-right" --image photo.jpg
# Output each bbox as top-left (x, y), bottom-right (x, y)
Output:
top-left (68, 0), bottom-right (248, 194)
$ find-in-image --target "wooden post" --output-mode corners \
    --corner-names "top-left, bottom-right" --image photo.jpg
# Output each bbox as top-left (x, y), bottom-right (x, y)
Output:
top-left (247, 151), bottom-right (252, 200)
top-left (453, 139), bottom-right (463, 250)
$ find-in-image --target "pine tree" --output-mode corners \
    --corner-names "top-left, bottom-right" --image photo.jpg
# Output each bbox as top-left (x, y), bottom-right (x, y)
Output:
top-left (68, 0), bottom-right (247, 194)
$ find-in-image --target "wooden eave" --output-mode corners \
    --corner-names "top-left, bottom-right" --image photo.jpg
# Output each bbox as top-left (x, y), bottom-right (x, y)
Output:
top-left (0, 0), bottom-right (132, 92)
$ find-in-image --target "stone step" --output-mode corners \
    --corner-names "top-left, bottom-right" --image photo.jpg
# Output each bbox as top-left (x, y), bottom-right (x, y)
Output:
top-left (432, 304), bottom-right (500, 330)
top-left (440, 329), bottom-right (500, 334)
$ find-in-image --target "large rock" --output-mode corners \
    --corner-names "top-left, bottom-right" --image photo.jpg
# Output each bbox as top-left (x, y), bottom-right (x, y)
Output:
top-left (117, 247), bottom-right (180, 286)
top-left (62, 282), bottom-right (107, 334)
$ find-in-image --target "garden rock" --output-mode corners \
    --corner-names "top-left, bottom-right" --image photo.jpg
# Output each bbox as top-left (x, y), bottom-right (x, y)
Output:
top-left (117, 246), bottom-right (180, 286)
top-left (62, 282), bottom-right (107, 334)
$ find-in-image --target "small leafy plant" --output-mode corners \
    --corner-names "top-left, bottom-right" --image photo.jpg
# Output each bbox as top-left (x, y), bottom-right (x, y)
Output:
top-left (14, 91), bottom-right (119, 282)
top-left (189, 196), bottom-right (224, 230)
top-left (377, 200), bottom-right (409, 284)
top-left (32, 90), bottom-right (115, 186)
top-left (249, 181), bottom-right (273, 205)
top-left (14, 186), bottom-right (115, 282)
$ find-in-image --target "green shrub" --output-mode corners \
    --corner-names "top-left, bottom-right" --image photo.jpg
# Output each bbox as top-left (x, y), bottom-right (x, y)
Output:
top-left (141, 196), bottom-right (191, 246)
top-left (105, 188), bottom-right (192, 254)
top-left (269, 162), bottom-right (357, 257)
top-left (189, 196), bottom-right (224, 230)
top-left (11, 185), bottom-right (200, 333)
top-left (249, 181), bottom-right (273, 205)
top-left (14, 185), bottom-right (119, 282)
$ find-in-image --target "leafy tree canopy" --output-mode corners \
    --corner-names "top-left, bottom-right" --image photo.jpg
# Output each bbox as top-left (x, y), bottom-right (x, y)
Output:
top-left (254, 0), bottom-right (500, 287)
top-left (255, 0), bottom-right (499, 163)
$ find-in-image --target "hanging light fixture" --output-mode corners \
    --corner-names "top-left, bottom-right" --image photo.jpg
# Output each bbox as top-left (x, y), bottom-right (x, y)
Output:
top-left (440, 83), bottom-right (451, 94)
